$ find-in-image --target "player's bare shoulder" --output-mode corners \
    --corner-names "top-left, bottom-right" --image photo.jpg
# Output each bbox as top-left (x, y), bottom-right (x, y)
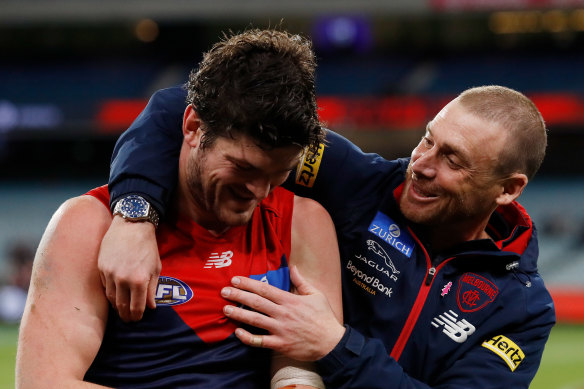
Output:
top-left (36, 194), bottom-right (113, 270)
top-left (292, 195), bottom-right (332, 224)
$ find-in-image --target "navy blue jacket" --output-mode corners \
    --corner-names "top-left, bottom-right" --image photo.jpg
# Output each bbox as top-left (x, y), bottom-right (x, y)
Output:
top-left (109, 85), bottom-right (556, 389)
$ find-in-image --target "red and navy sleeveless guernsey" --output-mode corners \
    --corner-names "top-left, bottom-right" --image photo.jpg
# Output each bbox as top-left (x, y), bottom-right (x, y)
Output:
top-left (84, 185), bottom-right (294, 388)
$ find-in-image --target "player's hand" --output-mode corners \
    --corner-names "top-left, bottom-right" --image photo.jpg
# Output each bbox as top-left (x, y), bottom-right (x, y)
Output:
top-left (98, 215), bottom-right (161, 322)
top-left (221, 266), bottom-right (345, 361)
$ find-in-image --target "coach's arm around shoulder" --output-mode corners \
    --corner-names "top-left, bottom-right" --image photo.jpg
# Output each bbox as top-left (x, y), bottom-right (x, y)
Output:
top-left (16, 195), bottom-right (113, 388)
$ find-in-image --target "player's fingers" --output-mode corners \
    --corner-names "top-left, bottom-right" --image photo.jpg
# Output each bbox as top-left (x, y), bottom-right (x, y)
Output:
top-left (102, 272), bottom-right (117, 308)
top-left (129, 284), bottom-right (148, 321)
top-left (99, 271), bottom-right (107, 289)
top-left (221, 286), bottom-right (281, 318)
top-left (146, 274), bottom-right (158, 310)
top-left (116, 283), bottom-right (132, 322)
top-left (223, 304), bottom-right (278, 333)
top-left (229, 276), bottom-right (291, 304)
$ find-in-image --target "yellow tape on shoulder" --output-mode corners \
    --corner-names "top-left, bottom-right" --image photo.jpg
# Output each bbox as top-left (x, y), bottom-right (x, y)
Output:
top-left (482, 335), bottom-right (525, 372)
top-left (295, 143), bottom-right (324, 188)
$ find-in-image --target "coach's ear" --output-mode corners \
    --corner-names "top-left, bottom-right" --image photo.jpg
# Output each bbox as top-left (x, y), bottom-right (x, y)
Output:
top-left (496, 172), bottom-right (528, 206)
top-left (183, 105), bottom-right (203, 147)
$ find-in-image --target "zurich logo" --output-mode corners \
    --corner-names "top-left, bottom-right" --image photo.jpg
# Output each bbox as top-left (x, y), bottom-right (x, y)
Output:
top-left (388, 224), bottom-right (400, 238)
top-left (368, 212), bottom-right (415, 258)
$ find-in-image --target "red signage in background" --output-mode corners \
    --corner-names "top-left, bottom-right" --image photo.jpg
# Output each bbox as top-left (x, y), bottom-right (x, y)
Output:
top-left (97, 99), bottom-right (149, 133)
top-left (317, 94), bottom-right (584, 130)
top-left (549, 288), bottom-right (584, 323)
top-left (317, 96), bottom-right (446, 130)
top-left (530, 93), bottom-right (584, 126)
top-left (430, 0), bottom-right (584, 11)
top-left (96, 93), bottom-right (584, 133)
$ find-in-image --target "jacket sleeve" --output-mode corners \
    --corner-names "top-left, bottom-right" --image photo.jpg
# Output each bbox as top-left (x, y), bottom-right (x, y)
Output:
top-left (318, 275), bottom-right (555, 389)
top-left (435, 321), bottom-right (554, 388)
top-left (107, 97), bottom-right (400, 221)
top-left (317, 325), bottom-right (433, 389)
top-left (434, 273), bottom-right (556, 389)
top-left (108, 85), bottom-right (187, 216)
top-left (283, 130), bottom-right (403, 222)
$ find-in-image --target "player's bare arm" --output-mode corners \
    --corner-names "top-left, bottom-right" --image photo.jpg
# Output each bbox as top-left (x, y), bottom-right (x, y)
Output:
top-left (16, 196), bottom-right (113, 389)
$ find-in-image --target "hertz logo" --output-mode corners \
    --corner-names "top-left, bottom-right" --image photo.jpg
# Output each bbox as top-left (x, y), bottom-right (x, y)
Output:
top-left (155, 276), bottom-right (193, 306)
top-left (295, 143), bottom-right (324, 188)
top-left (482, 335), bottom-right (525, 371)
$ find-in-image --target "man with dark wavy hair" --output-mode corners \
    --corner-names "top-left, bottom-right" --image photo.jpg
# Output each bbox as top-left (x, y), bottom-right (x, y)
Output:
top-left (16, 29), bottom-right (341, 389)
top-left (186, 29), bottom-right (322, 154)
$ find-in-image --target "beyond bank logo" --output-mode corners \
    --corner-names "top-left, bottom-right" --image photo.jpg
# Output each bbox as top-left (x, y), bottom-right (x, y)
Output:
top-left (368, 211), bottom-right (415, 258)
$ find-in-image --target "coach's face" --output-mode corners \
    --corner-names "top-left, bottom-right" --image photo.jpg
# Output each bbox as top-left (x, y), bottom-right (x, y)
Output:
top-left (181, 108), bottom-right (302, 232)
top-left (399, 98), bottom-right (509, 231)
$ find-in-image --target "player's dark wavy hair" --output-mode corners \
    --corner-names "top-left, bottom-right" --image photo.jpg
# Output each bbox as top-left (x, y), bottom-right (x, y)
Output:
top-left (186, 28), bottom-right (324, 155)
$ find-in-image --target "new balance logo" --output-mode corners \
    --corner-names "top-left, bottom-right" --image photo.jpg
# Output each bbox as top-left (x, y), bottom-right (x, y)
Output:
top-left (204, 251), bottom-right (233, 269)
top-left (431, 310), bottom-right (476, 343)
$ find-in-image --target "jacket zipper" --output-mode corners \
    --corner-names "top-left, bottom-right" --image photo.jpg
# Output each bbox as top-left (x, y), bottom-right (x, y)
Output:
top-left (390, 228), bottom-right (453, 361)
top-left (425, 267), bottom-right (436, 285)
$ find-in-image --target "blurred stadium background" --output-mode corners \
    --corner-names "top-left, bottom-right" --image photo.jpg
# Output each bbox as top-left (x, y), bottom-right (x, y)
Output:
top-left (1, 0), bottom-right (584, 387)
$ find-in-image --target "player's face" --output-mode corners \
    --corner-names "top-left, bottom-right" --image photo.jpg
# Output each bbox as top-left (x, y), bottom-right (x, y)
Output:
top-left (400, 98), bottom-right (508, 230)
top-left (186, 132), bottom-right (302, 230)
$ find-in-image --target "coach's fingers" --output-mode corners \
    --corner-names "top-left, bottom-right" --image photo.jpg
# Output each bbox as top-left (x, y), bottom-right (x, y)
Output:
top-left (223, 303), bottom-right (278, 332)
top-left (289, 265), bottom-right (319, 296)
top-left (221, 284), bottom-right (284, 318)
top-left (229, 276), bottom-right (292, 303)
top-left (234, 327), bottom-right (280, 351)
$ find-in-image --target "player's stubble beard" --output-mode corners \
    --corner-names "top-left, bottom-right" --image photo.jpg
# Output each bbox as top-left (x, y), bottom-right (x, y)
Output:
top-left (185, 147), bottom-right (253, 232)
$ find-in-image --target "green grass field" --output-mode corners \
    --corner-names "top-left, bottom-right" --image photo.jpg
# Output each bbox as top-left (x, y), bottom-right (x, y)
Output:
top-left (0, 324), bottom-right (18, 389)
top-left (1, 323), bottom-right (582, 388)
top-left (530, 324), bottom-right (584, 389)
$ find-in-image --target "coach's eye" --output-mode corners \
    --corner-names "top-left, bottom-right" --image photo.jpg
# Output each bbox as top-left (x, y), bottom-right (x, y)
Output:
top-left (422, 136), bottom-right (434, 149)
top-left (447, 158), bottom-right (458, 167)
top-left (445, 155), bottom-right (462, 169)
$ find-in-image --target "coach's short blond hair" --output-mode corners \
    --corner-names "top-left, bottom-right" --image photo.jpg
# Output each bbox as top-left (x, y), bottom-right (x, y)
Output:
top-left (458, 85), bottom-right (547, 180)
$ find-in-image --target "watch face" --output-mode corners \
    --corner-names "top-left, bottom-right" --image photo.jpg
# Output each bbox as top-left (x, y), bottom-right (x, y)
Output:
top-left (119, 196), bottom-right (149, 218)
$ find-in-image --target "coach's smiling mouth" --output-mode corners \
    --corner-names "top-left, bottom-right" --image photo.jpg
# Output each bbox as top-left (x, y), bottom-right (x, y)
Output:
top-left (410, 182), bottom-right (439, 200)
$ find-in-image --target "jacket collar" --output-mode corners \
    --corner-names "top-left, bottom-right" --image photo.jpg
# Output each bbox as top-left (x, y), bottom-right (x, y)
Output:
top-left (391, 182), bottom-right (537, 272)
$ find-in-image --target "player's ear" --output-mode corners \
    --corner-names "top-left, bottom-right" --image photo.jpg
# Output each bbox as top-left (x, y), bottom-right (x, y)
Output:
top-left (183, 105), bottom-right (203, 147)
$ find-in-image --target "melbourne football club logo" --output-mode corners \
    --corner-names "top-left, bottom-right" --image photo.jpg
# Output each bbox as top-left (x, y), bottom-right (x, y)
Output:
top-left (155, 276), bottom-right (194, 306)
top-left (456, 273), bottom-right (498, 312)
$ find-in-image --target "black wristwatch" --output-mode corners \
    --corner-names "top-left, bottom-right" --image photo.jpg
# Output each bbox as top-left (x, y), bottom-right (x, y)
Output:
top-left (113, 195), bottom-right (160, 228)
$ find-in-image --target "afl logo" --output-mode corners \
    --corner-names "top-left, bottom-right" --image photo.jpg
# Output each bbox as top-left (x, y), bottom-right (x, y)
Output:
top-left (155, 276), bottom-right (193, 306)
